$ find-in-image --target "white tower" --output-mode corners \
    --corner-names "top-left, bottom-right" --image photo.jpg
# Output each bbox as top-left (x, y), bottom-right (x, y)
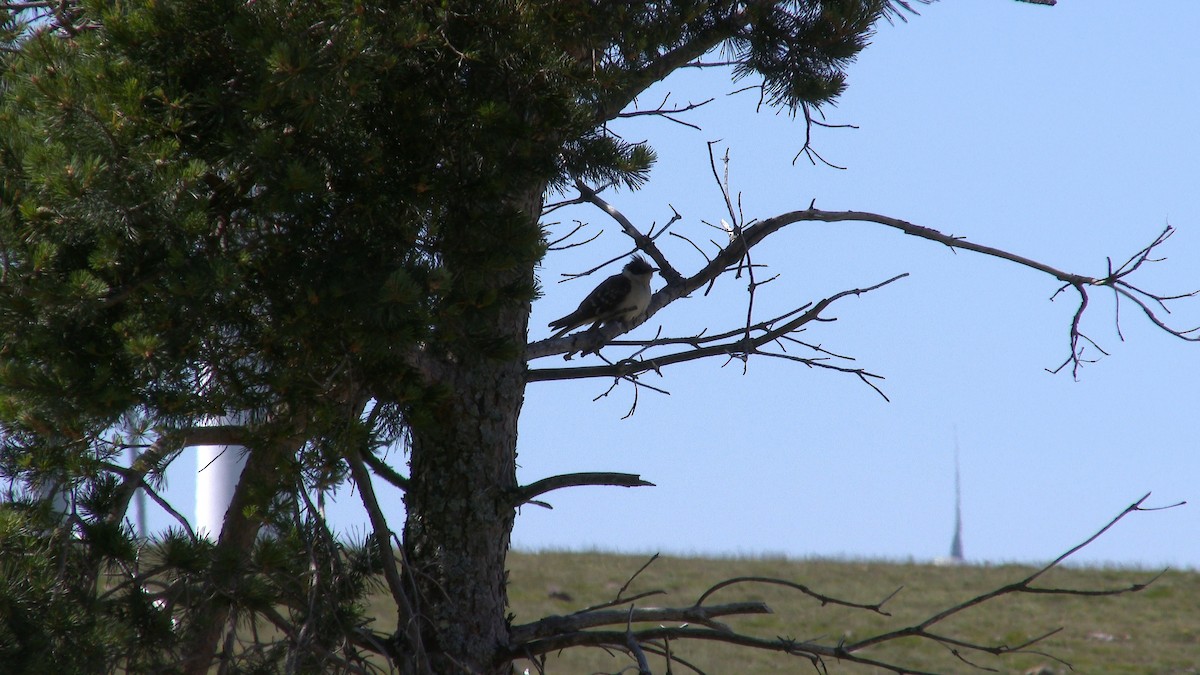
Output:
top-left (195, 432), bottom-right (246, 540)
top-left (129, 447), bottom-right (147, 538)
top-left (36, 478), bottom-right (71, 515)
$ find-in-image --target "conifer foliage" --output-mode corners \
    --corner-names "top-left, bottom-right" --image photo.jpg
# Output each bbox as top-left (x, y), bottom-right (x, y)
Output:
top-left (0, 2), bottom-right (901, 671)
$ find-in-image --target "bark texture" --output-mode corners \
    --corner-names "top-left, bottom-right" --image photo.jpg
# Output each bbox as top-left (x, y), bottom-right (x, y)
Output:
top-left (401, 188), bottom-right (542, 673)
top-left (404, 357), bottom-right (523, 673)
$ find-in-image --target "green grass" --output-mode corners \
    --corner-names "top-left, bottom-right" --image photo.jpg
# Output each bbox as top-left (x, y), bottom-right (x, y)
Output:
top-left (500, 551), bottom-right (1200, 674)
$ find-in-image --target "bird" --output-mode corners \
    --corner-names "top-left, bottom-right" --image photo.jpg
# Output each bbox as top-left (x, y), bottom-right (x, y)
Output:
top-left (548, 255), bottom-right (657, 338)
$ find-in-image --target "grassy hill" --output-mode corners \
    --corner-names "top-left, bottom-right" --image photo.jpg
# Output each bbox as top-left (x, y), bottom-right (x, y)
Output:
top-left (494, 551), bottom-right (1200, 674)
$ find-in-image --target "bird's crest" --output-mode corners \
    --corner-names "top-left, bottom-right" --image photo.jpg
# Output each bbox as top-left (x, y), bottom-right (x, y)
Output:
top-left (626, 255), bottom-right (655, 275)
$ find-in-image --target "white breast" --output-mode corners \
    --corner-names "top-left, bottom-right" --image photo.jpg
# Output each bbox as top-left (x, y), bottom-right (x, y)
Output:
top-left (619, 279), bottom-right (652, 321)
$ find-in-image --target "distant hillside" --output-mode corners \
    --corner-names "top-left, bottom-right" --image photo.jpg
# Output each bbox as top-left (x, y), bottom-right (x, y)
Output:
top-left (495, 551), bottom-right (1200, 674)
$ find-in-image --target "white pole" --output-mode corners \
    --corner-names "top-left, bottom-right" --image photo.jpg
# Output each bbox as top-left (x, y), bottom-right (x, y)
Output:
top-left (195, 437), bottom-right (246, 540)
top-left (37, 478), bottom-right (70, 516)
top-left (128, 446), bottom-right (147, 539)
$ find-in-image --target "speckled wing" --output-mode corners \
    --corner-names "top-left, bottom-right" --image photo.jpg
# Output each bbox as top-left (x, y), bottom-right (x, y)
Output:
top-left (548, 272), bottom-right (632, 334)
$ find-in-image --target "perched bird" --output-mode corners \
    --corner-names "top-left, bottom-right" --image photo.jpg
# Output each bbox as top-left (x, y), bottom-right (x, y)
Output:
top-left (548, 255), bottom-right (657, 338)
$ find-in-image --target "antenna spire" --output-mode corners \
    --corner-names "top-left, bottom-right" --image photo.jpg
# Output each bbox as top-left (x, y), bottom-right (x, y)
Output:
top-left (949, 430), bottom-right (965, 562)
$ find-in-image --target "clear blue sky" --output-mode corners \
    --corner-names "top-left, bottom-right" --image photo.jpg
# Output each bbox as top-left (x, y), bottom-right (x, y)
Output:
top-left (163, 1), bottom-right (1200, 569)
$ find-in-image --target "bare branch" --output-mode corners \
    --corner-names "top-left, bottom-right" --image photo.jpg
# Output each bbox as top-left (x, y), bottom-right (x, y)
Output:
top-left (613, 553), bottom-right (660, 604)
top-left (1018, 492), bottom-right (1183, 587)
top-left (572, 590), bottom-right (669, 618)
top-left (791, 103), bottom-right (857, 169)
top-left (617, 93), bottom-right (716, 130)
top-left (507, 494), bottom-right (1177, 673)
top-left (506, 626), bottom-right (841, 667)
top-left (511, 472), bottom-right (654, 507)
top-left (545, 220), bottom-right (602, 251)
top-left (695, 576), bottom-right (896, 617)
top-left (626, 612), bottom-right (653, 675)
top-left (359, 450), bottom-right (410, 491)
top-left (848, 494), bottom-right (1183, 654)
top-left (136, 475), bottom-right (197, 540)
top-left (512, 602), bottom-right (771, 646)
top-left (528, 274), bottom-right (907, 383)
top-left (530, 209), bottom-right (1197, 384)
top-left (574, 180), bottom-right (683, 284)
top-left (345, 446), bottom-right (431, 674)
top-left (101, 436), bottom-right (180, 529)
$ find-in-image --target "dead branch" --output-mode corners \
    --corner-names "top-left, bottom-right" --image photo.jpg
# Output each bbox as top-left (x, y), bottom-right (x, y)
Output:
top-left (134, 475), bottom-right (197, 540)
top-left (504, 494), bottom-right (1181, 674)
top-left (695, 576), bottom-right (898, 617)
top-left (613, 552), bottom-right (659, 604)
top-left (511, 602), bottom-right (771, 645)
top-left (545, 220), bottom-right (603, 251)
top-left (101, 436), bottom-right (183, 530)
top-left (527, 274), bottom-right (907, 393)
top-left (359, 449), bottom-right (410, 491)
top-left (530, 207), bottom-right (1197, 386)
top-left (793, 102), bottom-right (855, 170)
top-left (626, 613), bottom-right (653, 675)
top-left (704, 143), bottom-right (765, 373)
top-left (574, 180), bottom-right (682, 284)
top-left (511, 472), bottom-right (654, 508)
top-left (846, 493), bottom-right (1184, 659)
top-left (617, 93), bottom-right (716, 131)
top-left (345, 445), bottom-right (432, 674)
top-left (507, 625), bottom-right (834, 665)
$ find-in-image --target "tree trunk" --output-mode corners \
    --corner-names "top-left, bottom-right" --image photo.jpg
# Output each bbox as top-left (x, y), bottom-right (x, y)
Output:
top-left (181, 443), bottom-right (287, 675)
top-left (403, 358), bottom-right (523, 673)
top-left (401, 189), bottom-right (541, 673)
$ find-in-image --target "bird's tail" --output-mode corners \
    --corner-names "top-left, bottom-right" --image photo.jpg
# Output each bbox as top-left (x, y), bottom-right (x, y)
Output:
top-left (548, 310), bottom-right (588, 338)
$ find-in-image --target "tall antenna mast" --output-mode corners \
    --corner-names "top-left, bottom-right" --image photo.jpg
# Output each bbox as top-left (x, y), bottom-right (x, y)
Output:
top-left (949, 430), bottom-right (965, 562)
